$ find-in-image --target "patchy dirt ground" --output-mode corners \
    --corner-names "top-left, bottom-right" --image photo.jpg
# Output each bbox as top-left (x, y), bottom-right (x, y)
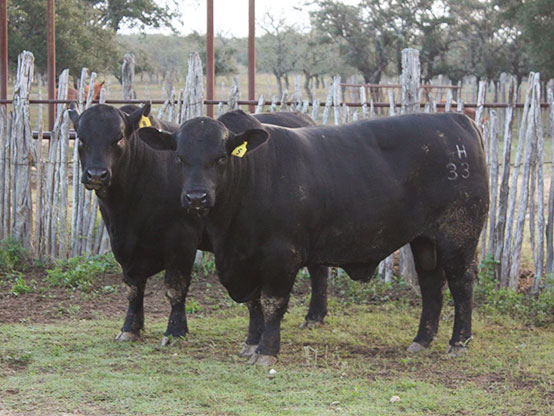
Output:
top-left (0, 270), bottom-right (233, 325)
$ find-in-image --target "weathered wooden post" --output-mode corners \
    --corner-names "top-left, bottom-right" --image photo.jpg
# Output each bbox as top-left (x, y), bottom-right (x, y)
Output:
top-left (321, 84), bottom-right (333, 125)
top-left (493, 75), bottom-right (517, 279)
top-left (255, 94), bottom-right (265, 114)
top-left (501, 73), bottom-right (535, 286)
top-left (332, 75), bottom-right (342, 125)
top-left (509, 72), bottom-right (540, 288)
top-left (181, 52), bottom-right (204, 122)
top-left (0, 105), bottom-right (6, 240)
top-left (486, 110), bottom-right (499, 256)
top-left (532, 79), bottom-right (545, 292)
top-left (398, 48), bottom-right (420, 285)
top-left (227, 77), bottom-right (240, 113)
top-left (122, 53), bottom-right (136, 100)
top-left (12, 51), bottom-right (34, 248)
top-left (546, 85), bottom-right (554, 281)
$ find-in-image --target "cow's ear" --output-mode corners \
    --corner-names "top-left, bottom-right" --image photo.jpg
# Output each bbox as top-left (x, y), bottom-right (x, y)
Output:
top-left (225, 128), bottom-right (269, 157)
top-left (138, 127), bottom-right (176, 151)
top-left (67, 103), bottom-right (80, 130)
top-left (127, 102), bottom-right (152, 131)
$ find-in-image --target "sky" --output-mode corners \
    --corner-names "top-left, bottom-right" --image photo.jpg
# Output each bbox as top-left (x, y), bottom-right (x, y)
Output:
top-left (132, 0), bottom-right (358, 38)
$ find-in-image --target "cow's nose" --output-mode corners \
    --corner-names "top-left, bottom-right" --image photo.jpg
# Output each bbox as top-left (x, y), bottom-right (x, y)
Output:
top-left (85, 168), bottom-right (110, 183)
top-left (183, 191), bottom-right (208, 208)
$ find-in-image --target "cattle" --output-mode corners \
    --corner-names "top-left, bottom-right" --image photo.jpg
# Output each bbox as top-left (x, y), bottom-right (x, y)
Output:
top-left (437, 100), bottom-right (476, 121)
top-left (68, 104), bottom-right (327, 346)
top-left (139, 111), bottom-right (489, 365)
top-left (65, 81), bottom-right (105, 102)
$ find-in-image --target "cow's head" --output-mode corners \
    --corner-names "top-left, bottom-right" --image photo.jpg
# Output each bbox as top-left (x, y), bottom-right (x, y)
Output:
top-left (68, 102), bottom-right (151, 196)
top-left (138, 116), bottom-right (268, 213)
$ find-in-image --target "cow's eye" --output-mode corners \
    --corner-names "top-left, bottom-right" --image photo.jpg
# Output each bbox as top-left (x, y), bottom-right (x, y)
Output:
top-left (114, 137), bottom-right (124, 147)
top-left (175, 156), bottom-right (183, 164)
top-left (216, 156), bottom-right (226, 165)
top-left (78, 140), bottom-right (87, 151)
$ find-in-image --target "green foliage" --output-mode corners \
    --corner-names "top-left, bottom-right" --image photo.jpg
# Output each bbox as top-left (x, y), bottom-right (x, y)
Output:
top-left (0, 238), bottom-right (28, 273)
top-left (83, 0), bottom-right (178, 31)
top-left (185, 299), bottom-right (203, 314)
top-left (193, 253), bottom-right (217, 277)
top-left (11, 272), bottom-right (32, 296)
top-left (330, 270), bottom-right (409, 306)
top-left (474, 255), bottom-right (554, 326)
top-left (45, 253), bottom-right (120, 290)
top-left (9, 0), bottom-right (120, 75)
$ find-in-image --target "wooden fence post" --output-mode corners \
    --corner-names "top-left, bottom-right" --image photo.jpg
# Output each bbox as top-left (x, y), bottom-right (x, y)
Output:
top-left (181, 52), bottom-right (204, 121)
top-left (122, 53), bottom-right (136, 100)
top-left (0, 105), bottom-right (6, 240)
top-left (401, 48), bottom-right (420, 114)
top-left (486, 110), bottom-right (499, 256)
top-left (321, 85), bottom-right (333, 125)
top-left (501, 72), bottom-right (535, 286)
top-left (546, 85), bottom-right (554, 281)
top-left (509, 72), bottom-right (540, 288)
top-left (493, 75), bottom-right (517, 279)
top-left (532, 79), bottom-right (545, 292)
top-left (398, 47), bottom-right (420, 286)
top-left (11, 51), bottom-right (34, 249)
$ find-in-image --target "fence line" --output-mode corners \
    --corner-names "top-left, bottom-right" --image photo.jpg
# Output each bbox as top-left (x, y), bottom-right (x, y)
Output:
top-left (1, 49), bottom-right (553, 290)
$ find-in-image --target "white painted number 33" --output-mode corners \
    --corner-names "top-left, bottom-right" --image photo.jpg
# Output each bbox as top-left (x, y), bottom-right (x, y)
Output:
top-left (447, 144), bottom-right (470, 181)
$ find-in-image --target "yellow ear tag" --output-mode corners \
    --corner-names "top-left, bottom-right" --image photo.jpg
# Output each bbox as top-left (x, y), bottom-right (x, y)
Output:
top-left (139, 115), bottom-right (152, 128)
top-left (231, 141), bottom-right (248, 158)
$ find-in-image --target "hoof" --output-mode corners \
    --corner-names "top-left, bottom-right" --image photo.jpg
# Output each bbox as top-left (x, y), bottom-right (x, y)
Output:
top-left (299, 319), bottom-right (323, 329)
top-left (239, 344), bottom-right (258, 358)
top-left (161, 335), bottom-right (185, 347)
top-left (407, 342), bottom-right (427, 353)
top-left (115, 331), bottom-right (139, 342)
top-left (446, 344), bottom-right (468, 357)
top-left (247, 353), bottom-right (278, 367)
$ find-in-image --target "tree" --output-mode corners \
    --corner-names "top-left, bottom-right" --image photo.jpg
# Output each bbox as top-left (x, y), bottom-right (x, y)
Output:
top-left (502, 0), bottom-right (554, 79)
top-left (83, 0), bottom-right (179, 32)
top-left (296, 30), bottom-right (343, 100)
top-left (310, 0), bottom-right (401, 84)
top-left (258, 15), bottom-right (303, 96)
top-left (9, 0), bottom-right (120, 77)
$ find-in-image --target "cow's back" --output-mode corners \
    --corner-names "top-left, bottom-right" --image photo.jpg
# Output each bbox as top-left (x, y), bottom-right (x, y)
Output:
top-left (231, 112), bottom-right (488, 266)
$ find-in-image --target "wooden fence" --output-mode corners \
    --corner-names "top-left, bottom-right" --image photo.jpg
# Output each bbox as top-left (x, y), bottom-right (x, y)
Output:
top-left (1, 49), bottom-right (553, 292)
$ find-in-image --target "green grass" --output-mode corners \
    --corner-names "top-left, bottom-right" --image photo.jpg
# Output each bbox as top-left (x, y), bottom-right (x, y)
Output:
top-left (1, 300), bottom-right (553, 415)
top-left (44, 253), bottom-right (120, 290)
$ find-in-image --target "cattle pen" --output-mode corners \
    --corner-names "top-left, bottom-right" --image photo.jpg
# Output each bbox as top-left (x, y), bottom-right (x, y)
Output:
top-left (0, 48), bottom-right (553, 294)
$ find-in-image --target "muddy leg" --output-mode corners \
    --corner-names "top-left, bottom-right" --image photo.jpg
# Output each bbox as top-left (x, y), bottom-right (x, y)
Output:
top-left (445, 264), bottom-right (476, 356)
top-left (239, 298), bottom-right (264, 358)
top-left (161, 267), bottom-right (192, 346)
top-left (301, 265), bottom-right (329, 328)
top-left (116, 276), bottom-right (146, 342)
top-left (248, 293), bottom-right (290, 367)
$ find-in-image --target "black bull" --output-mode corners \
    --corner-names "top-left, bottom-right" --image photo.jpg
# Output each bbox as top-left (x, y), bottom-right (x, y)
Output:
top-left (68, 103), bottom-right (329, 346)
top-left (139, 111), bottom-right (489, 365)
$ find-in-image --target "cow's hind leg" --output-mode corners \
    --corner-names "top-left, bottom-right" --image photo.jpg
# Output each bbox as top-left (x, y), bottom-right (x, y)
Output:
top-left (300, 265), bottom-right (329, 329)
top-left (239, 298), bottom-right (264, 358)
top-left (116, 274), bottom-right (146, 342)
top-left (408, 238), bottom-right (445, 352)
top-left (444, 261), bottom-right (477, 356)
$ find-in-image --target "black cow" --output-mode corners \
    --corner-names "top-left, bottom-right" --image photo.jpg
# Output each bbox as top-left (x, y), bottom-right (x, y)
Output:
top-left (67, 104), bottom-right (327, 346)
top-left (139, 111), bottom-right (489, 365)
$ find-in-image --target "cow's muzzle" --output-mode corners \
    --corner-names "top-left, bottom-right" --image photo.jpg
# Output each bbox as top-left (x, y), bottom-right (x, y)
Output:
top-left (82, 168), bottom-right (110, 190)
top-left (181, 190), bottom-right (211, 214)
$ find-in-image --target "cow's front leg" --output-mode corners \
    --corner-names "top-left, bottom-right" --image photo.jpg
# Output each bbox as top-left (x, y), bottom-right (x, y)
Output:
top-left (161, 267), bottom-right (192, 346)
top-left (239, 298), bottom-right (264, 357)
top-left (301, 265), bottom-right (329, 328)
top-left (248, 292), bottom-right (290, 366)
top-left (115, 275), bottom-right (146, 342)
